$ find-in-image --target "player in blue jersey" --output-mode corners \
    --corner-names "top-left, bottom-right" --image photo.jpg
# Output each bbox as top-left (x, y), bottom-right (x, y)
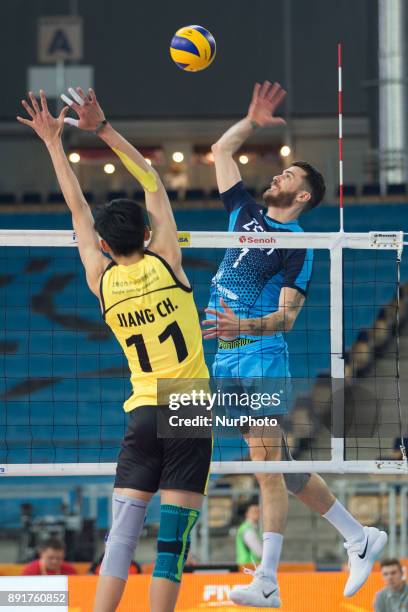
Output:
top-left (202, 81), bottom-right (387, 608)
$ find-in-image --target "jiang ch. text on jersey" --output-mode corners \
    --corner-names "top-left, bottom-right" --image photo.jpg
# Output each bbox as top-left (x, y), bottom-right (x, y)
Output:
top-left (116, 297), bottom-right (177, 328)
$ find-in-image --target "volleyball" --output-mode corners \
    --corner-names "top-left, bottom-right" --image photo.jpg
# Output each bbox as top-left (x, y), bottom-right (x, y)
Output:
top-left (170, 25), bottom-right (216, 72)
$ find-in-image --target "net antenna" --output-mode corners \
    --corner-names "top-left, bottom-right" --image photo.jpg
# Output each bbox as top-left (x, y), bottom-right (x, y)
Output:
top-left (338, 42), bottom-right (344, 232)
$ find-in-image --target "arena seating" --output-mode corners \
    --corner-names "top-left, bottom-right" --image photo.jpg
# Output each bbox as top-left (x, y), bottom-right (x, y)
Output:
top-left (0, 184), bottom-right (406, 206)
top-left (22, 192), bottom-right (42, 205)
top-left (362, 183), bottom-right (381, 197)
top-left (106, 190), bottom-right (127, 201)
top-left (0, 193), bottom-right (16, 204)
top-left (387, 183), bottom-right (407, 196)
top-left (337, 184), bottom-right (357, 197)
top-left (47, 192), bottom-right (65, 204)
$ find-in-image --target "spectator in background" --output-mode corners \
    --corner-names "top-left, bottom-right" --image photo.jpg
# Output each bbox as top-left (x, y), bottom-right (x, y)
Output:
top-left (163, 166), bottom-right (188, 199)
top-left (374, 558), bottom-right (408, 611)
top-left (22, 538), bottom-right (77, 576)
top-left (236, 504), bottom-right (262, 566)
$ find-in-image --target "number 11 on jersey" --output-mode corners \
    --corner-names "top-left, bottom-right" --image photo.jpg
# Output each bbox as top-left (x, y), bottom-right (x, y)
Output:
top-left (126, 321), bottom-right (188, 373)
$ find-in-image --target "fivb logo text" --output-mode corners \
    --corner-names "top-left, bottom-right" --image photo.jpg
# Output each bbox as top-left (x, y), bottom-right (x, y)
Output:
top-left (239, 235), bottom-right (276, 245)
top-left (203, 584), bottom-right (247, 602)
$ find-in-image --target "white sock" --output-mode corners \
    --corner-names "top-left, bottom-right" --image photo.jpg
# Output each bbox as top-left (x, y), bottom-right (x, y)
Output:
top-left (323, 499), bottom-right (365, 542)
top-left (260, 532), bottom-right (283, 581)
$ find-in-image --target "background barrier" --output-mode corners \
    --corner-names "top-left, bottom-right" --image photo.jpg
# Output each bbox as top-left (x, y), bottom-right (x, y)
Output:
top-left (64, 572), bottom-right (386, 611)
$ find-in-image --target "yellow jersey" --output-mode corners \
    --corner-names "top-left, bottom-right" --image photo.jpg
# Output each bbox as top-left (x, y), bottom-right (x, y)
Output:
top-left (100, 250), bottom-right (209, 412)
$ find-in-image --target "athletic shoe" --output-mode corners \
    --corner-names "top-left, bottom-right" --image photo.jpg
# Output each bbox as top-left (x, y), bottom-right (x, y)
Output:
top-left (344, 526), bottom-right (388, 597)
top-left (229, 566), bottom-right (281, 608)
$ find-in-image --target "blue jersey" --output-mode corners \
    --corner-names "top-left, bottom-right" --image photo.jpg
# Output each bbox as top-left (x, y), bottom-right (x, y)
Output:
top-left (208, 181), bottom-right (313, 352)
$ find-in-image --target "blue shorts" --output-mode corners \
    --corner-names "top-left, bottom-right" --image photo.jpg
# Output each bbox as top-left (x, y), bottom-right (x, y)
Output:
top-left (212, 346), bottom-right (292, 416)
top-left (211, 345), bottom-right (311, 493)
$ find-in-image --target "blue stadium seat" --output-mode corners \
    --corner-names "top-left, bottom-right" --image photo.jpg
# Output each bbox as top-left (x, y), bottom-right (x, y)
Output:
top-left (386, 183), bottom-right (407, 196)
top-left (107, 190), bottom-right (128, 201)
top-left (362, 183), bottom-right (380, 196)
top-left (0, 192), bottom-right (16, 204)
top-left (22, 192), bottom-right (42, 204)
top-left (83, 191), bottom-right (95, 203)
top-left (47, 192), bottom-right (65, 203)
top-left (185, 188), bottom-right (205, 201)
top-left (132, 189), bottom-right (179, 202)
top-left (337, 184), bottom-right (357, 197)
top-left (167, 189), bottom-right (179, 201)
top-left (132, 190), bottom-right (145, 201)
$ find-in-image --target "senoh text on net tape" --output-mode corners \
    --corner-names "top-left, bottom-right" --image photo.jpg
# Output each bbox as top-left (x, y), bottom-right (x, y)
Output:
top-left (238, 235), bottom-right (276, 245)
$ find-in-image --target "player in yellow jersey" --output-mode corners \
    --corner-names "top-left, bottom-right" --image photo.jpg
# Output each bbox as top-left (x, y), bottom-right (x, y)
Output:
top-left (17, 88), bottom-right (211, 612)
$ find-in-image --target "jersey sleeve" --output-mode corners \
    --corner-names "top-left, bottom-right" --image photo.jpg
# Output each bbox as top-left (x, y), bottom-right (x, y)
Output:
top-left (220, 181), bottom-right (259, 216)
top-left (282, 248), bottom-right (314, 296)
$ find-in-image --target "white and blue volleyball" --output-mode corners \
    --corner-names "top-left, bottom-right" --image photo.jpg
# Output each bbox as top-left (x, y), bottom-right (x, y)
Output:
top-left (170, 25), bottom-right (216, 72)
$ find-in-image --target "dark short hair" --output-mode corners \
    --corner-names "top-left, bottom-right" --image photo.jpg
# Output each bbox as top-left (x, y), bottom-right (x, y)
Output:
top-left (39, 538), bottom-right (64, 552)
top-left (380, 558), bottom-right (403, 571)
top-left (292, 160), bottom-right (326, 210)
top-left (94, 199), bottom-right (146, 256)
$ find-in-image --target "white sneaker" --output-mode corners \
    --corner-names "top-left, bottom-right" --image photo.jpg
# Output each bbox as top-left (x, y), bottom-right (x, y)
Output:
top-left (229, 566), bottom-right (281, 608)
top-left (344, 526), bottom-right (388, 597)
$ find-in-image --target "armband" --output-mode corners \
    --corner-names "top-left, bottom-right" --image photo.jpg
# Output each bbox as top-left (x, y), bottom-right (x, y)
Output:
top-left (112, 147), bottom-right (158, 193)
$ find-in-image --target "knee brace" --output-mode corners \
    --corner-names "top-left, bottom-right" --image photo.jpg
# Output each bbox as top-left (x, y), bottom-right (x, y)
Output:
top-left (153, 504), bottom-right (200, 583)
top-left (281, 435), bottom-right (311, 494)
top-left (284, 472), bottom-right (311, 494)
top-left (100, 494), bottom-right (147, 581)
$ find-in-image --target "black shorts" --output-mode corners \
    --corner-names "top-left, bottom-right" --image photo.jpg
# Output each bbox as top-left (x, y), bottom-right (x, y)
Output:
top-left (115, 405), bottom-right (212, 494)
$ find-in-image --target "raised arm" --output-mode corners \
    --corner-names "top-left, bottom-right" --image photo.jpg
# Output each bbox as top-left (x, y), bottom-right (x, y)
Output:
top-left (211, 81), bottom-right (286, 193)
top-left (61, 87), bottom-right (181, 271)
top-left (17, 91), bottom-right (109, 297)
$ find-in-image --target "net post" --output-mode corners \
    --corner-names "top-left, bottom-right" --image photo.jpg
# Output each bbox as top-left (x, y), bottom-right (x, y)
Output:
top-left (330, 244), bottom-right (345, 467)
top-left (399, 486), bottom-right (408, 558)
top-left (388, 486), bottom-right (398, 557)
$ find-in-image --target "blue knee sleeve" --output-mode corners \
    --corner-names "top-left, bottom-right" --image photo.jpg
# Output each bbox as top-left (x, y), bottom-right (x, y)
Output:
top-left (153, 504), bottom-right (200, 583)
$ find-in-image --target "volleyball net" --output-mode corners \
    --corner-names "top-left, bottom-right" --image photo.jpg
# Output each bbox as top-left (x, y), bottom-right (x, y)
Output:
top-left (0, 229), bottom-right (407, 476)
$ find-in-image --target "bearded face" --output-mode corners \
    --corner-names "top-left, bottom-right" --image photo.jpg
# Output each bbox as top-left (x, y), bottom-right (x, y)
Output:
top-left (262, 166), bottom-right (309, 209)
top-left (262, 181), bottom-right (297, 208)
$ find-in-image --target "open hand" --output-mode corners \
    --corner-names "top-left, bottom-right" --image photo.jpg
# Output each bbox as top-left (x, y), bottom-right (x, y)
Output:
top-left (247, 81), bottom-right (287, 128)
top-left (202, 298), bottom-right (241, 340)
top-left (61, 87), bottom-right (105, 131)
top-left (17, 91), bottom-right (68, 145)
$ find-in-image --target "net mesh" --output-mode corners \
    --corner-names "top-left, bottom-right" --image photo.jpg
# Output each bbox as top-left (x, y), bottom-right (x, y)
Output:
top-left (0, 233), bottom-right (407, 474)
